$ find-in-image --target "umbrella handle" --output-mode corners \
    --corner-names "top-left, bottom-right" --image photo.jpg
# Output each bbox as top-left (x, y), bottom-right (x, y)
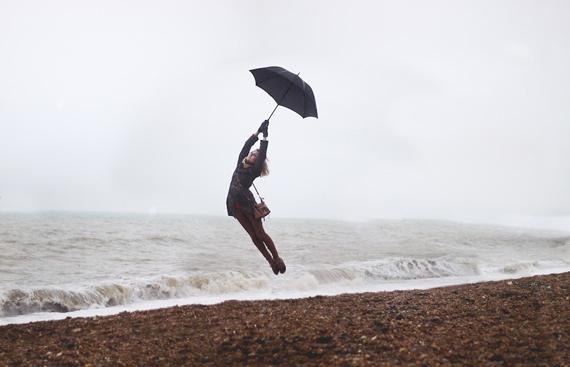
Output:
top-left (266, 72), bottom-right (300, 122)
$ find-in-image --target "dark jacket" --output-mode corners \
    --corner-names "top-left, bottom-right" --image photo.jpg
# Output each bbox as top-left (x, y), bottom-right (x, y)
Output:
top-left (226, 134), bottom-right (268, 217)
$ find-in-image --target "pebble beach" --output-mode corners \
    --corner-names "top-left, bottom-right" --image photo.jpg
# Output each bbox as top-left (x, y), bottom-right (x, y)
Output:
top-left (1, 272), bottom-right (568, 366)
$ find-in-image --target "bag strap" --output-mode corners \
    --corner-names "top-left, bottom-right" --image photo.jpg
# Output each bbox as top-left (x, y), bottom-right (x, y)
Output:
top-left (252, 183), bottom-right (264, 202)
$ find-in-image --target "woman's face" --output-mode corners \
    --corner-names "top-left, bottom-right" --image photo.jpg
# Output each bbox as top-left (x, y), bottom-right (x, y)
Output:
top-left (246, 151), bottom-right (258, 164)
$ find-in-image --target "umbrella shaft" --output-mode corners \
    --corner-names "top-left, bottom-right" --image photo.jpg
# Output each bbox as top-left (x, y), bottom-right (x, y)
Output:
top-left (267, 72), bottom-right (300, 121)
top-left (267, 104), bottom-right (279, 121)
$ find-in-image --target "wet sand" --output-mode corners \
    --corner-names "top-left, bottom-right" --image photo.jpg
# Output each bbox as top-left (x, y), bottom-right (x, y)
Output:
top-left (1, 272), bottom-right (568, 366)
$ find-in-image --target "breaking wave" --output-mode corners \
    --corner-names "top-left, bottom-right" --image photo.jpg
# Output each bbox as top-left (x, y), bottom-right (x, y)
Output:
top-left (308, 257), bottom-right (479, 284)
top-left (0, 272), bottom-right (271, 317)
top-left (3, 256), bottom-right (561, 318)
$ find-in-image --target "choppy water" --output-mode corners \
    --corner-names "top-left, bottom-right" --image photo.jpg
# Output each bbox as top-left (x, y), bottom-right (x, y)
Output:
top-left (1, 212), bottom-right (569, 324)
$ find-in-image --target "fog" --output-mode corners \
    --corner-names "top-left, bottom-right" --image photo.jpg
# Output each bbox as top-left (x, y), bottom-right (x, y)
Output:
top-left (1, 0), bottom-right (569, 224)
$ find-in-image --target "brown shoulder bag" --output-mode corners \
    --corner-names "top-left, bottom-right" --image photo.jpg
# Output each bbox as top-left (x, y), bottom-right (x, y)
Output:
top-left (252, 183), bottom-right (270, 219)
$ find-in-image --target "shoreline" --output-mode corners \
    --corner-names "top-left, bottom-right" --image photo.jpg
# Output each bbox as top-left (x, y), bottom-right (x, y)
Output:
top-left (1, 272), bottom-right (568, 365)
top-left (3, 268), bottom-right (569, 326)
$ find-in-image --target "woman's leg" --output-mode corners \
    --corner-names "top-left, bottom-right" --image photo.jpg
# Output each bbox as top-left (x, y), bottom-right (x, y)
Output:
top-left (247, 216), bottom-right (286, 273)
top-left (234, 208), bottom-right (276, 269)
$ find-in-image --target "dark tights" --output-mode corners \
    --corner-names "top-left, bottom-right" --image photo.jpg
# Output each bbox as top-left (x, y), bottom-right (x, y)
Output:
top-left (234, 207), bottom-right (279, 265)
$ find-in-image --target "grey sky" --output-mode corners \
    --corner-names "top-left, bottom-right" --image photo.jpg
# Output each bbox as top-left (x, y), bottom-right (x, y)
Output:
top-left (1, 0), bottom-right (569, 222)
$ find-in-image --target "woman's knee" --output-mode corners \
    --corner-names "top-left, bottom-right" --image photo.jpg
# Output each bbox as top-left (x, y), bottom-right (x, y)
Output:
top-left (236, 214), bottom-right (256, 237)
top-left (252, 222), bottom-right (268, 240)
top-left (249, 232), bottom-right (264, 244)
top-left (242, 226), bottom-right (262, 244)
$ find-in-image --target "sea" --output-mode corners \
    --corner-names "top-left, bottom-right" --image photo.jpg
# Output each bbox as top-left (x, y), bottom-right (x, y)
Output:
top-left (1, 212), bottom-right (569, 325)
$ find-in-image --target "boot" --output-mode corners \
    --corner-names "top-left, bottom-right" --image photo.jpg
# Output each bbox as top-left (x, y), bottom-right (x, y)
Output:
top-left (275, 257), bottom-right (286, 274)
top-left (269, 259), bottom-right (279, 275)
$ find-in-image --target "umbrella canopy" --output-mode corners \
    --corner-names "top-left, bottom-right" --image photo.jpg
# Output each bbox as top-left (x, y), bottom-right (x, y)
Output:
top-left (250, 66), bottom-right (318, 120)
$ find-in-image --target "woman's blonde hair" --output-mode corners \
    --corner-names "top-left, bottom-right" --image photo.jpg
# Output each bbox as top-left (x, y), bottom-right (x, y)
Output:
top-left (251, 149), bottom-right (269, 177)
top-left (260, 158), bottom-right (269, 177)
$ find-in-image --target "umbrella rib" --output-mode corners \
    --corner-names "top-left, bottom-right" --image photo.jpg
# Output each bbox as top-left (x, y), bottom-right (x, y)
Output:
top-left (295, 73), bottom-right (306, 117)
top-left (302, 86), bottom-right (307, 117)
top-left (256, 76), bottom-right (279, 88)
top-left (255, 69), bottom-right (293, 86)
top-left (256, 76), bottom-right (291, 105)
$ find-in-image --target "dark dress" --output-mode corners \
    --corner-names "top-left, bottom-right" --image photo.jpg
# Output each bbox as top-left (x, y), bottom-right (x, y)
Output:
top-left (226, 134), bottom-right (268, 217)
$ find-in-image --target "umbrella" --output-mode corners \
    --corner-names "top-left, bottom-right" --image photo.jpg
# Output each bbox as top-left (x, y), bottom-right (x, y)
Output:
top-left (250, 66), bottom-right (318, 121)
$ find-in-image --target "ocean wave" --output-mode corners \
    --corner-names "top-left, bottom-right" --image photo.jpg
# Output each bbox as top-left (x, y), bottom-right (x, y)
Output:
top-left (0, 272), bottom-right (272, 317)
top-left (1, 257), bottom-right (565, 318)
top-left (307, 257), bottom-right (480, 284)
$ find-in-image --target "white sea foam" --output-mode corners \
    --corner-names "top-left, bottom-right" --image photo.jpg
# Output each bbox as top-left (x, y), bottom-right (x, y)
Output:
top-left (0, 213), bottom-right (568, 324)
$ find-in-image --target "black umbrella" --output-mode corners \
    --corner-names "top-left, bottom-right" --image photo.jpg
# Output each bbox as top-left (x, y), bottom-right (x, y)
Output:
top-left (250, 66), bottom-right (318, 121)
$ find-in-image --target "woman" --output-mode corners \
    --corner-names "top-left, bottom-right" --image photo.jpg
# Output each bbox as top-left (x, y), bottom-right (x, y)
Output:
top-left (226, 120), bottom-right (286, 275)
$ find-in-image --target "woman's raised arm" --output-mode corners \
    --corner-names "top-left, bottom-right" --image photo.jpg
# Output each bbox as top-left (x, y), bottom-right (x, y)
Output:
top-left (236, 121), bottom-right (268, 166)
top-left (237, 134), bottom-right (258, 167)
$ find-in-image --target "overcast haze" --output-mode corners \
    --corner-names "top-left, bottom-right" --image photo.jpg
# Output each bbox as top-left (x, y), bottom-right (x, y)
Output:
top-left (1, 1), bottom-right (569, 223)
